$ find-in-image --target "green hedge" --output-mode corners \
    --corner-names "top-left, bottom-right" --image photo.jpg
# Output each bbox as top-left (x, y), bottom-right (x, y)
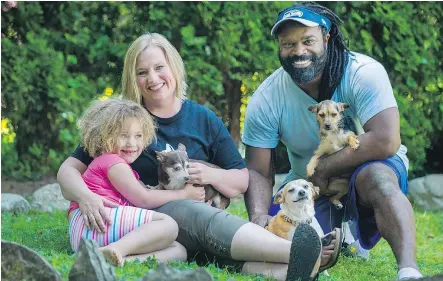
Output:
top-left (1, 2), bottom-right (442, 180)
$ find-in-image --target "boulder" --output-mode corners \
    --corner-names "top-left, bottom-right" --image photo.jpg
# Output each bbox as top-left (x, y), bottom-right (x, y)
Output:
top-left (31, 183), bottom-right (70, 212)
top-left (1, 240), bottom-right (62, 281)
top-left (69, 238), bottom-right (117, 281)
top-left (1, 193), bottom-right (31, 213)
top-left (141, 263), bottom-right (213, 281)
top-left (408, 174), bottom-right (443, 211)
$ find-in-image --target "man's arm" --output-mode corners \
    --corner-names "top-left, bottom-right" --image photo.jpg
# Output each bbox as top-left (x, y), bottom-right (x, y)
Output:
top-left (311, 107), bottom-right (401, 190)
top-left (244, 145), bottom-right (275, 228)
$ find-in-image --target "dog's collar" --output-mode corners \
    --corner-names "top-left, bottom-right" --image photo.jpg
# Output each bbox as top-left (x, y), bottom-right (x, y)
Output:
top-left (283, 215), bottom-right (312, 226)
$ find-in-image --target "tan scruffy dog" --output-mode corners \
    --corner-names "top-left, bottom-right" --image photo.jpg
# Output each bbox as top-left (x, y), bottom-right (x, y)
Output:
top-left (306, 100), bottom-right (360, 209)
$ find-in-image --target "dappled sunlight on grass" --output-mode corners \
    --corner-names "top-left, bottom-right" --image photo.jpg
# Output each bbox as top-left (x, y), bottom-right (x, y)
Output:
top-left (2, 202), bottom-right (442, 280)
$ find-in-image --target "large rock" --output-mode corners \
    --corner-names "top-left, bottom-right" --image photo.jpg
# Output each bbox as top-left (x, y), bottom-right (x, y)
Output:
top-left (141, 263), bottom-right (213, 281)
top-left (1, 240), bottom-right (62, 281)
top-left (31, 183), bottom-right (70, 212)
top-left (1, 193), bottom-right (31, 213)
top-left (408, 174), bottom-right (443, 211)
top-left (69, 238), bottom-right (117, 281)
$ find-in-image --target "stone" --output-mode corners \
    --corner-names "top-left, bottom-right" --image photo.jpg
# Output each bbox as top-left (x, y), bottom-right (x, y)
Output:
top-left (31, 183), bottom-right (70, 212)
top-left (69, 238), bottom-right (117, 281)
top-left (408, 174), bottom-right (443, 211)
top-left (1, 193), bottom-right (31, 213)
top-left (1, 240), bottom-right (62, 281)
top-left (141, 263), bottom-right (213, 281)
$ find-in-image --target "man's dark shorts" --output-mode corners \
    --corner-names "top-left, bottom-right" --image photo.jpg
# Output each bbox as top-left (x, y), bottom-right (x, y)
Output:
top-left (269, 155), bottom-right (408, 250)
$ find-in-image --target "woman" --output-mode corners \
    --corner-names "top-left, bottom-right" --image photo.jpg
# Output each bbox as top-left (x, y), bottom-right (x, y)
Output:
top-left (57, 32), bottom-right (338, 281)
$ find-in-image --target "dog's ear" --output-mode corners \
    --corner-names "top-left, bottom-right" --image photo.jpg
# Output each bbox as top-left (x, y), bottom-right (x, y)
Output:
top-left (310, 183), bottom-right (320, 198)
top-left (177, 143), bottom-right (186, 152)
top-left (337, 102), bottom-right (349, 112)
top-left (273, 187), bottom-right (286, 205)
top-left (155, 151), bottom-right (165, 162)
top-left (308, 104), bottom-right (318, 113)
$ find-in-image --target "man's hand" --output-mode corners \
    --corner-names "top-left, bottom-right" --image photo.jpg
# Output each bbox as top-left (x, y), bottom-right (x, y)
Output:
top-left (251, 214), bottom-right (273, 228)
top-left (308, 160), bottom-right (330, 195)
top-left (78, 193), bottom-right (119, 233)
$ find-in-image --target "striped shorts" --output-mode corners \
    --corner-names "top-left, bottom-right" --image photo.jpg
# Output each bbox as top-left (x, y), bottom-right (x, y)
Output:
top-left (69, 206), bottom-right (153, 252)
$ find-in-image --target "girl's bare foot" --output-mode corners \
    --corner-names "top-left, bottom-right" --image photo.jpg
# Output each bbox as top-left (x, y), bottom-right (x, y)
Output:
top-left (99, 246), bottom-right (124, 267)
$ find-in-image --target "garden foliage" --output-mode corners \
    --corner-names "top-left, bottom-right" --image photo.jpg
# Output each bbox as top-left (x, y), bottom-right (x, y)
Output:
top-left (1, 2), bottom-right (442, 180)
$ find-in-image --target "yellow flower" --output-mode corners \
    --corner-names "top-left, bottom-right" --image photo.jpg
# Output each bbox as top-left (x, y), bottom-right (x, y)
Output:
top-left (240, 85), bottom-right (247, 94)
top-left (2, 119), bottom-right (10, 134)
top-left (104, 87), bottom-right (113, 97)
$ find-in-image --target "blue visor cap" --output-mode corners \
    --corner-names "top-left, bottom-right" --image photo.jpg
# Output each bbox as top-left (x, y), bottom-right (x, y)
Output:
top-left (271, 7), bottom-right (332, 36)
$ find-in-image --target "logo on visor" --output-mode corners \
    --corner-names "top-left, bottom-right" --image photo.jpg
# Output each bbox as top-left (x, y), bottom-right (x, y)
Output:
top-left (283, 10), bottom-right (303, 19)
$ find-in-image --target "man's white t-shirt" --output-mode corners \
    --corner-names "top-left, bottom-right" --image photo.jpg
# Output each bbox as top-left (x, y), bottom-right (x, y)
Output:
top-left (242, 52), bottom-right (408, 190)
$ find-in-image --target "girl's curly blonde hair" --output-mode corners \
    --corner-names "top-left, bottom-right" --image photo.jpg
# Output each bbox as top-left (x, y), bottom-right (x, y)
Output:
top-left (78, 98), bottom-right (156, 158)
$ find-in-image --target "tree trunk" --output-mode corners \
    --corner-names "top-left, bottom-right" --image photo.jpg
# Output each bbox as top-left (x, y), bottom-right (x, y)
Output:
top-left (223, 73), bottom-right (242, 147)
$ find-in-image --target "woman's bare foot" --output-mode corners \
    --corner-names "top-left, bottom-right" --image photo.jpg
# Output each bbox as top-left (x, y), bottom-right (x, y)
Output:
top-left (320, 230), bottom-right (337, 267)
top-left (99, 246), bottom-right (124, 267)
top-left (321, 239), bottom-right (336, 266)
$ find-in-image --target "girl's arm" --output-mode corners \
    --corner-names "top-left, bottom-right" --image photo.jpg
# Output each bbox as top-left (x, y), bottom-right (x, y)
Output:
top-left (57, 157), bottom-right (119, 232)
top-left (186, 163), bottom-right (249, 198)
top-left (108, 163), bottom-right (205, 209)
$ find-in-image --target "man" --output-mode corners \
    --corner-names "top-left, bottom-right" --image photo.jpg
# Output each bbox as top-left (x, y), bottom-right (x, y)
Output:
top-left (243, 2), bottom-right (422, 280)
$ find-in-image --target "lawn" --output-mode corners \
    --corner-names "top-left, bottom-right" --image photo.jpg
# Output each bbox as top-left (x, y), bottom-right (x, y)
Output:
top-left (2, 197), bottom-right (442, 281)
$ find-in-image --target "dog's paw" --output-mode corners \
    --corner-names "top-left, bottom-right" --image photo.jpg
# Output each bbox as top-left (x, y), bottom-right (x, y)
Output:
top-left (146, 184), bottom-right (161, 190)
top-left (306, 165), bottom-right (316, 177)
top-left (332, 200), bottom-right (343, 209)
top-left (348, 136), bottom-right (360, 150)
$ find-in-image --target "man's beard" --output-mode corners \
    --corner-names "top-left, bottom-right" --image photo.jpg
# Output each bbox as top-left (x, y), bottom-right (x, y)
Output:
top-left (278, 45), bottom-right (328, 85)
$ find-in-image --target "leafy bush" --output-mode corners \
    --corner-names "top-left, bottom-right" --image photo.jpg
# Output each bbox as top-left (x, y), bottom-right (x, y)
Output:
top-left (334, 2), bottom-right (443, 177)
top-left (1, 2), bottom-right (442, 180)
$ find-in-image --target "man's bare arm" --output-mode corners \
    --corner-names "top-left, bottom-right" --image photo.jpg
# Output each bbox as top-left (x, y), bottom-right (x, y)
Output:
top-left (312, 107), bottom-right (401, 189)
top-left (244, 145), bottom-right (275, 227)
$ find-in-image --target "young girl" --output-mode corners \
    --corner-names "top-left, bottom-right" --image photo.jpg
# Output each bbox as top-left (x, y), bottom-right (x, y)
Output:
top-left (68, 98), bottom-right (205, 266)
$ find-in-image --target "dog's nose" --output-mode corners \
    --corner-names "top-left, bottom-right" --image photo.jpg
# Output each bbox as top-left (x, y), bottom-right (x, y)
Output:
top-left (324, 124), bottom-right (331, 130)
top-left (298, 189), bottom-right (306, 197)
top-left (184, 177), bottom-right (189, 181)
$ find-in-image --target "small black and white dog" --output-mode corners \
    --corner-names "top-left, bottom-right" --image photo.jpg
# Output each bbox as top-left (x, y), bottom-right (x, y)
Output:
top-left (148, 143), bottom-right (230, 210)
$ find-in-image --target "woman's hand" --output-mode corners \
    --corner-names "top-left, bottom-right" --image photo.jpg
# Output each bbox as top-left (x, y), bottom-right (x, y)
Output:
top-left (187, 162), bottom-right (215, 186)
top-left (182, 183), bottom-right (205, 202)
top-left (78, 193), bottom-right (119, 233)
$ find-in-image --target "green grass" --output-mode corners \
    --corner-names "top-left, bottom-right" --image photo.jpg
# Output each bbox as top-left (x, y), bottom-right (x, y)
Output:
top-left (2, 200), bottom-right (442, 281)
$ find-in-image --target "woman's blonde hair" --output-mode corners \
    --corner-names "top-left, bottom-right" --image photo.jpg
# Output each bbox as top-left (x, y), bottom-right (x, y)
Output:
top-left (78, 98), bottom-right (157, 157)
top-left (122, 33), bottom-right (187, 104)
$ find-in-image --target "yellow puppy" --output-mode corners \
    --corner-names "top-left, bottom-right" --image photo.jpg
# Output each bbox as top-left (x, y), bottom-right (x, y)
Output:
top-left (266, 179), bottom-right (323, 241)
top-left (306, 100), bottom-right (360, 209)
